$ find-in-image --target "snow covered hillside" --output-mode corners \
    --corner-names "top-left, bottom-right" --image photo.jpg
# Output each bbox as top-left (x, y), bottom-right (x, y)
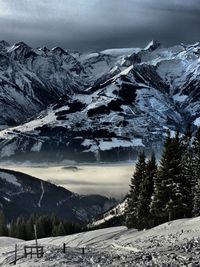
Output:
top-left (89, 200), bottom-right (127, 228)
top-left (1, 40), bottom-right (200, 162)
top-left (0, 237), bottom-right (23, 248)
top-left (1, 217), bottom-right (200, 266)
top-left (0, 168), bottom-right (116, 222)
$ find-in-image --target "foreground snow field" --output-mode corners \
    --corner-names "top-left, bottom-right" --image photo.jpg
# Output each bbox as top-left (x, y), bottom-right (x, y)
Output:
top-left (1, 217), bottom-right (200, 266)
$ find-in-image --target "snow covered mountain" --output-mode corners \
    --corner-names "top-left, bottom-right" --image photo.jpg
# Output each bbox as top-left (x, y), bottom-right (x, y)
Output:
top-left (0, 169), bottom-right (116, 222)
top-left (2, 217), bottom-right (200, 266)
top-left (89, 200), bottom-right (126, 228)
top-left (1, 40), bottom-right (200, 162)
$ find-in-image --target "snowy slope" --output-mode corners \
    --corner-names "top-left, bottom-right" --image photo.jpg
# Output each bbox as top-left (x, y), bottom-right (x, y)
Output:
top-left (89, 200), bottom-right (127, 228)
top-left (1, 40), bottom-right (200, 162)
top-left (0, 237), bottom-right (23, 248)
top-left (0, 168), bottom-right (116, 222)
top-left (1, 217), bottom-right (200, 266)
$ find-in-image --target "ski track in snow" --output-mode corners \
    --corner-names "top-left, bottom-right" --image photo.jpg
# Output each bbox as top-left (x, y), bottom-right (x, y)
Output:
top-left (38, 181), bottom-right (44, 208)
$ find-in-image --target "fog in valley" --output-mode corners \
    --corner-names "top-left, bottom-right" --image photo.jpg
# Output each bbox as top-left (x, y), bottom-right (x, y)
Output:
top-left (2, 163), bottom-right (134, 199)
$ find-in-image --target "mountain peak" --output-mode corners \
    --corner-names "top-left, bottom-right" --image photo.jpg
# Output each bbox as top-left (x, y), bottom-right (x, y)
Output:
top-left (52, 46), bottom-right (69, 55)
top-left (38, 46), bottom-right (50, 54)
top-left (7, 41), bottom-right (32, 60)
top-left (14, 41), bottom-right (30, 48)
top-left (145, 40), bottom-right (161, 51)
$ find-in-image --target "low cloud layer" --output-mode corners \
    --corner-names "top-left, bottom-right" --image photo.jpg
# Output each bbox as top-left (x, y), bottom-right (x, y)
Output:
top-left (0, 0), bottom-right (199, 51)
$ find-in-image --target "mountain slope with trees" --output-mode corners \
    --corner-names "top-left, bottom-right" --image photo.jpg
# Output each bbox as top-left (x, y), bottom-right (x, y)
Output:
top-left (0, 168), bottom-right (116, 223)
top-left (1, 41), bottom-right (200, 162)
top-left (92, 127), bottom-right (200, 230)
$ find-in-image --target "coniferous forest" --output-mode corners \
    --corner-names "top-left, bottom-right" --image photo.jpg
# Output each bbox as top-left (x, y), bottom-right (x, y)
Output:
top-left (125, 126), bottom-right (200, 230)
top-left (0, 213), bottom-right (82, 240)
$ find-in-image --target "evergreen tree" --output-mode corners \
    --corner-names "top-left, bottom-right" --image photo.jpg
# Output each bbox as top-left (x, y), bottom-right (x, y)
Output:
top-left (36, 216), bottom-right (46, 238)
top-left (52, 224), bottom-right (58, 237)
top-left (63, 221), bottom-right (82, 235)
top-left (192, 127), bottom-right (200, 216)
top-left (151, 131), bottom-right (172, 223)
top-left (8, 214), bottom-right (82, 240)
top-left (0, 211), bottom-right (8, 236)
top-left (125, 151), bottom-right (146, 228)
top-left (55, 222), bottom-right (66, 236)
top-left (15, 217), bottom-right (27, 239)
top-left (42, 216), bottom-right (53, 237)
top-left (151, 131), bottom-right (187, 224)
top-left (171, 131), bottom-right (189, 218)
top-left (9, 221), bottom-right (16, 238)
top-left (137, 152), bottom-right (157, 229)
top-left (181, 123), bottom-right (195, 217)
top-left (25, 215), bottom-right (35, 240)
top-left (193, 179), bottom-right (200, 216)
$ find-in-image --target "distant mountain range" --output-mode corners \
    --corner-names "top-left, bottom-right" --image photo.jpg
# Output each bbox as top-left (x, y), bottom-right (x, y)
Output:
top-left (0, 168), bottom-right (116, 222)
top-left (0, 40), bottom-right (200, 162)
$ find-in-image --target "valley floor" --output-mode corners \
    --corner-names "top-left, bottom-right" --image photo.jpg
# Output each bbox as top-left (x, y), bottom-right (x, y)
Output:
top-left (1, 217), bottom-right (200, 266)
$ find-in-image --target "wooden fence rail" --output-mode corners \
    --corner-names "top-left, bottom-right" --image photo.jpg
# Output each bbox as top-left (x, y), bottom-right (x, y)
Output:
top-left (63, 243), bottom-right (85, 256)
top-left (9, 244), bottom-right (44, 265)
top-left (9, 242), bottom-right (84, 265)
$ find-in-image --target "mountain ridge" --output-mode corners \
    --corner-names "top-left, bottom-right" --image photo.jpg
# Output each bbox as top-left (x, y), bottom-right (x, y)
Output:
top-left (0, 168), bottom-right (116, 222)
top-left (0, 40), bottom-right (200, 162)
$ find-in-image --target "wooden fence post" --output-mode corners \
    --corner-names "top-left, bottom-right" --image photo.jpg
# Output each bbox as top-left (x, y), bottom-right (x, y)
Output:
top-left (24, 246), bottom-right (27, 258)
top-left (82, 247), bottom-right (85, 256)
top-left (34, 224), bottom-right (38, 246)
top-left (34, 224), bottom-right (39, 258)
top-left (63, 243), bottom-right (66, 253)
top-left (14, 244), bottom-right (17, 265)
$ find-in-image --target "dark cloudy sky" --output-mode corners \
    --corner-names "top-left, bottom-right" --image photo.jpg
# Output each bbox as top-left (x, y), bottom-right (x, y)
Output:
top-left (0, 0), bottom-right (199, 51)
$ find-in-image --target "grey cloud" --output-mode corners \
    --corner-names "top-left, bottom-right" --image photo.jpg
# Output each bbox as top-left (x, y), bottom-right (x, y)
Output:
top-left (50, 178), bottom-right (123, 187)
top-left (0, 0), bottom-right (199, 51)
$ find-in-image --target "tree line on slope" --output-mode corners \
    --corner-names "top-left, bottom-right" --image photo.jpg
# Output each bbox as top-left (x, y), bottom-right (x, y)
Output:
top-left (125, 126), bottom-right (200, 230)
top-left (0, 213), bottom-right (82, 240)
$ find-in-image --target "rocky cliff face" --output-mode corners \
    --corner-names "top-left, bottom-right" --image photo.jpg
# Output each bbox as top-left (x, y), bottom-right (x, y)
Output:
top-left (0, 40), bottom-right (200, 162)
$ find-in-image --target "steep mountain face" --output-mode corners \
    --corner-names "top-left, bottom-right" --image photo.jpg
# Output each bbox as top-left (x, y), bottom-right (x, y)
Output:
top-left (0, 41), bottom-right (86, 129)
top-left (0, 169), bottom-right (116, 222)
top-left (0, 40), bottom-right (200, 162)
